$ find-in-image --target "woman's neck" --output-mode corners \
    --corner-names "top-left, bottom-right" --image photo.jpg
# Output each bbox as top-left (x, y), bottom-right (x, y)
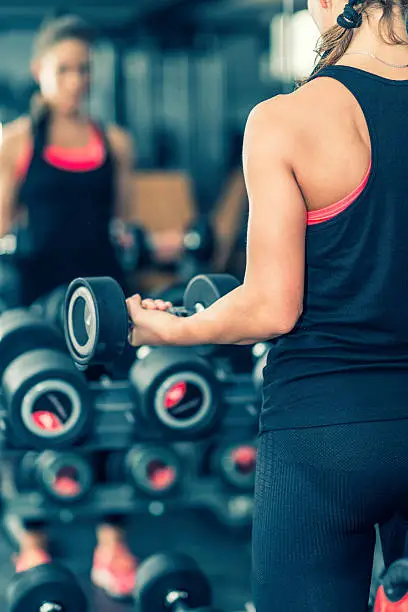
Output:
top-left (346, 7), bottom-right (408, 60)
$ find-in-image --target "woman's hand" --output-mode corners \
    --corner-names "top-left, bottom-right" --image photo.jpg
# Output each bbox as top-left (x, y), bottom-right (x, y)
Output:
top-left (150, 229), bottom-right (184, 263)
top-left (126, 295), bottom-right (177, 346)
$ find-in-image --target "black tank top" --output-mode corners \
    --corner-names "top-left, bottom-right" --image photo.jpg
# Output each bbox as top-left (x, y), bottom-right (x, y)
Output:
top-left (261, 66), bottom-right (408, 432)
top-left (15, 116), bottom-right (124, 304)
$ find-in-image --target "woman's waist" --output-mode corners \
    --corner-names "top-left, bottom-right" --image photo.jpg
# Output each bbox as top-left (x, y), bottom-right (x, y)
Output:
top-left (264, 344), bottom-right (408, 409)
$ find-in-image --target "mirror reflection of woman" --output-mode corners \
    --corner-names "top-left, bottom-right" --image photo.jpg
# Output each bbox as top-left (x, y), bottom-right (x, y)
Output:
top-left (0, 15), bottom-right (139, 600)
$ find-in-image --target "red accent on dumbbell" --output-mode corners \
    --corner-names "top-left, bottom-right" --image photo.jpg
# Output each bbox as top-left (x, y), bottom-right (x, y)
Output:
top-left (164, 381), bottom-right (187, 409)
top-left (32, 410), bottom-right (63, 431)
top-left (53, 476), bottom-right (81, 496)
top-left (231, 446), bottom-right (257, 471)
top-left (147, 462), bottom-right (176, 490)
top-left (374, 584), bottom-right (408, 611)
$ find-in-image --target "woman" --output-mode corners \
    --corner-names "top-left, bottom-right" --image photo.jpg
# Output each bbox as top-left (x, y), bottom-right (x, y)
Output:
top-left (126, 0), bottom-right (408, 609)
top-left (0, 14), bottom-right (148, 600)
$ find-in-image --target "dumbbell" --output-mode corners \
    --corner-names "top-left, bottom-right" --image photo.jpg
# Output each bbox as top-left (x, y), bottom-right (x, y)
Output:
top-left (211, 441), bottom-right (257, 491)
top-left (0, 309), bottom-right (92, 449)
top-left (31, 285), bottom-right (69, 332)
top-left (6, 562), bottom-right (88, 612)
top-left (178, 216), bottom-right (215, 280)
top-left (110, 221), bottom-right (154, 272)
top-left (107, 445), bottom-right (182, 497)
top-left (129, 348), bottom-right (223, 437)
top-left (134, 552), bottom-right (221, 612)
top-left (112, 218), bottom-right (215, 274)
top-left (374, 558), bottom-right (408, 610)
top-left (64, 272), bottom-right (240, 370)
top-left (18, 450), bottom-right (94, 503)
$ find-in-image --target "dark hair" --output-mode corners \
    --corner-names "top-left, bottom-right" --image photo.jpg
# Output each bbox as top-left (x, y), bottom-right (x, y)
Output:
top-left (30, 14), bottom-right (95, 127)
top-left (307, 0), bottom-right (408, 81)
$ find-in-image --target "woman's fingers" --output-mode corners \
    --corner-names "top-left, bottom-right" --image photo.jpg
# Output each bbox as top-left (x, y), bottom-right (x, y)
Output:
top-left (126, 294), bottom-right (143, 322)
top-left (141, 298), bottom-right (173, 311)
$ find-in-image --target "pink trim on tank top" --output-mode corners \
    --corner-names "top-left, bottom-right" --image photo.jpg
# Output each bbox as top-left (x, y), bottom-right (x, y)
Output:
top-left (307, 162), bottom-right (372, 225)
top-left (15, 124), bottom-right (106, 180)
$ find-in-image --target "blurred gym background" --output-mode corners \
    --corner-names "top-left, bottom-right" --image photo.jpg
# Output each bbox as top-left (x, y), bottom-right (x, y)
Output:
top-left (0, 2), bottom-right (322, 611)
top-left (0, 0), bottom-right (319, 208)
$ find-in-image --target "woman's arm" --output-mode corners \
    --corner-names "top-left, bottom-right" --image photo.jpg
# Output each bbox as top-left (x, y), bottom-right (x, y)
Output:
top-left (127, 97), bottom-right (307, 347)
top-left (0, 122), bottom-right (26, 237)
top-left (172, 98), bottom-right (306, 345)
top-left (106, 125), bottom-right (135, 221)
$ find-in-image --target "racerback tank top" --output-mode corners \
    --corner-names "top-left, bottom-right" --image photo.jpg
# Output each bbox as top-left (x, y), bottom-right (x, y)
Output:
top-left (261, 65), bottom-right (408, 432)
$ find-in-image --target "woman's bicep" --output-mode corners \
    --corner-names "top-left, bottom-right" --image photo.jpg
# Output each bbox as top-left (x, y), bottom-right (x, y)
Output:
top-left (108, 126), bottom-right (135, 220)
top-left (242, 101), bottom-right (306, 327)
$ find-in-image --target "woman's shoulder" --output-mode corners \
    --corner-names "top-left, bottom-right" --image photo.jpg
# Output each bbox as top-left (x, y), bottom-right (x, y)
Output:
top-left (244, 77), bottom-right (355, 151)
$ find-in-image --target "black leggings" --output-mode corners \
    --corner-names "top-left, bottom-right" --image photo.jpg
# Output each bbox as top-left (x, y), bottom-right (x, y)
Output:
top-left (252, 420), bottom-right (408, 612)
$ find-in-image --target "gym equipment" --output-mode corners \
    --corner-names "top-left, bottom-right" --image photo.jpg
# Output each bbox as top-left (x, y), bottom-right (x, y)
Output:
top-left (216, 495), bottom-right (254, 531)
top-left (183, 217), bottom-right (215, 265)
top-left (3, 349), bottom-right (92, 450)
top-left (129, 348), bottom-right (221, 437)
top-left (134, 552), bottom-right (216, 612)
top-left (0, 370), bottom-right (258, 453)
top-left (178, 217), bottom-right (216, 281)
top-left (183, 274), bottom-right (239, 315)
top-left (64, 273), bottom-right (240, 369)
top-left (107, 444), bottom-right (182, 497)
top-left (35, 451), bottom-right (94, 503)
top-left (31, 285), bottom-right (68, 332)
top-left (374, 558), bottom-right (408, 610)
top-left (212, 442), bottom-right (257, 491)
top-left (0, 309), bottom-right (64, 376)
top-left (0, 309), bottom-right (92, 449)
top-left (64, 276), bottom-right (129, 369)
top-left (6, 562), bottom-right (88, 612)
top-left (110, 221), bottom-right (153, 272)
top-left (111, 218), bottom-right (215, 274)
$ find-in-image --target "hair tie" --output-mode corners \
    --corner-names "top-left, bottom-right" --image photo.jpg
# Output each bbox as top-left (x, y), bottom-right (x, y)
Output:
top-left (337, 0), bottom-right (363, 29)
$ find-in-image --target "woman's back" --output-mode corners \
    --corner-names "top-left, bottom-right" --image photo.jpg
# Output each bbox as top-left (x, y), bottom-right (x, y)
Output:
top-left (262, 65), bottom-right (408, 431)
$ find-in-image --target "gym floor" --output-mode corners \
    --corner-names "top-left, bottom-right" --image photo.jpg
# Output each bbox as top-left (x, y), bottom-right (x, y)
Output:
top-left (0, 509), bottom-right (252, 611)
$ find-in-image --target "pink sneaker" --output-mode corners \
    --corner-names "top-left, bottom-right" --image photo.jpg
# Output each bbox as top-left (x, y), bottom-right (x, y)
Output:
top-left (91, 542), bottom-right (138, 600)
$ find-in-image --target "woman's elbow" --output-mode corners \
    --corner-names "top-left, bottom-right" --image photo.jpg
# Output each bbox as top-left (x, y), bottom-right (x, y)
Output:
top-left (256, 303), bottom-right (302, 339)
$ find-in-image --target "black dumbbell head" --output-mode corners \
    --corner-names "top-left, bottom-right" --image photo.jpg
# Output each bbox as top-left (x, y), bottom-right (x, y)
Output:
top-left (7, 562), bottom-right (88, 612)
top-left (36, 451), bottom-right (94, 503)
top-left (0, 309), bottom-right (64, 379)
top-left (130, 348), bottom-right (222, 437)
top-left (212, 442), bottom-right (257, 491)
top-left (183, 274), bottom-right (240, 315)
top-left (64, 276), bottom-right (128, 368)
top-left (32, 284), bottom-right (69, 331)
top-left (2, 349), bottom-right (92, 449)
top-left (135, 552), bottom-right (212, 612)
top-left (126, 445), bottom-right (181, 497)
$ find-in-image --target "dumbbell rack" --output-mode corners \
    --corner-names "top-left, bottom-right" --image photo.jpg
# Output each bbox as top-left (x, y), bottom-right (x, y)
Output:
top-left (0, 462), bottom-right (255, 531)
top-left (0, 376), bottom-right (258, 450)
top-left (0, 373), bottom-right (258, 540)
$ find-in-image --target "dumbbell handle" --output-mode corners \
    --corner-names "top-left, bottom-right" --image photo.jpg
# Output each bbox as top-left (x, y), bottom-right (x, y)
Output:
top-left (166, 590), bottom-right (191, 612)
top-left (39, 603), bottom-right (63, 612)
